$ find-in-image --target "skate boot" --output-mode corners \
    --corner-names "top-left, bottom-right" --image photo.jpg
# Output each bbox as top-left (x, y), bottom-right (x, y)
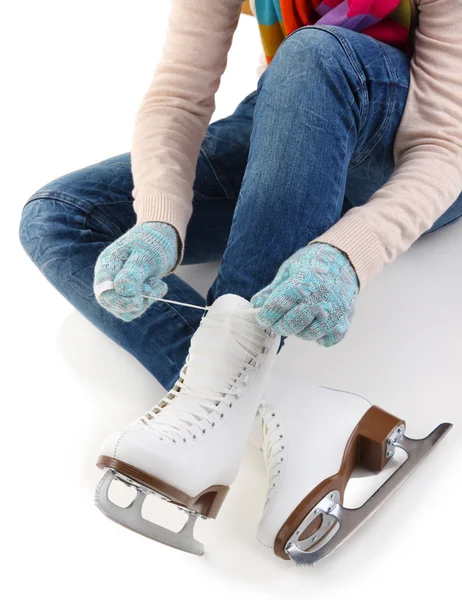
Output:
top-left (94, 294), bottom-right (279, 555)
top-left (256, 373), bottom-right (452, 565)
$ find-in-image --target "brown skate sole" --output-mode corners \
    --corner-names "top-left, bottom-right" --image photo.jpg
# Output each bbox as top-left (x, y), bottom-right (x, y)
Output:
top-left (274, 405), bottom-right (405, 559)
top-left (97, 456), bottom-right (229, 519)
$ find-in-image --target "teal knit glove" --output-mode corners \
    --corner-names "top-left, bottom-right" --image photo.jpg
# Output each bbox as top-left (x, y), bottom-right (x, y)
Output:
top-left (94, 222), bottom-right (178, 322)
top-left (251, 243), bottom-right (359, 347)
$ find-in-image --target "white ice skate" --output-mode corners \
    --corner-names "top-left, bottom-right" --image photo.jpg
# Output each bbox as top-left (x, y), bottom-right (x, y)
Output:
top-left (255, 373), bottom-right (452, 565)
top-left (94, 293), bottom-right (279, 555)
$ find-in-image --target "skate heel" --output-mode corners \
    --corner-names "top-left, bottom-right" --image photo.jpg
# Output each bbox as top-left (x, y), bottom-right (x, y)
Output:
top-left (190, 487), bottom-right (229, 519)
top-left (355, 406), bottom-right (405, 472)
top-left (278, 406), bottom-right (451, 565)
top-left (96, 456), bottom-right (229, 519)
top-left (274, 406), bottom-right (404, 560)
top-left (95, 457), bottom-right (231, 556)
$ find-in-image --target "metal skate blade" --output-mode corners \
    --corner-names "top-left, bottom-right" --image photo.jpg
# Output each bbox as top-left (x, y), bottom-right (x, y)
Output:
top-left (95, 470), bottom-right (204, 556)
top-left (286, 422), bottom-right (452, 566)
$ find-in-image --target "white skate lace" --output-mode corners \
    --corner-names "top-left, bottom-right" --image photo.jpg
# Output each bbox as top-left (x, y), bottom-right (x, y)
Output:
top-left (94, 281), bottom-right (276, 441)
top-left (136, 304), bottom-right (274, 442)
top-left (260, 406), bottom-right (285, 504)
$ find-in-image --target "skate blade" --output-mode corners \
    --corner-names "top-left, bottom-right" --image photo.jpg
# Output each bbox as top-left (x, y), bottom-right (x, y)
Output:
top-left (94, 469), bottom-right (204, 556)
top-left (285, 422), bottom-right (452, 566)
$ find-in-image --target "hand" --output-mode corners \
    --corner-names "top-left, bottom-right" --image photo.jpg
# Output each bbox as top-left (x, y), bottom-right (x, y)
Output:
top-left (251, 243), bottom-right (359, 347)
top-left (94, 222), bottom-right (178, 322)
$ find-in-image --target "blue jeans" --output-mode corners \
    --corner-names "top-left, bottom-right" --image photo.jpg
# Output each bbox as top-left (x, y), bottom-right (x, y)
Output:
top-left (19, 26), bottom-right (462, 391)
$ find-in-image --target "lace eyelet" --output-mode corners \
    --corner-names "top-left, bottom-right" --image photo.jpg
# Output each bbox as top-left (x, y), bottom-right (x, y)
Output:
top-left (271, 413), bottom-right (275, 417)
top-left (193, 434), bottom-right (197, 440)
top-left (220, 413), bottom-right (224, 419)
top-left (276, 424), bottom-right (280, 428)
top-left (183, 438), bottom-right (187, 443)
top-left (202, 429), bottom-right (206, 434)
top-left (173, 439), bottom-right (176, 444)
top-left (229, 403), bottom-right (233, 409)
top-left (211, 422), bottom-right (215, 428)
top-left (279, 434), bottom-right (283, 438)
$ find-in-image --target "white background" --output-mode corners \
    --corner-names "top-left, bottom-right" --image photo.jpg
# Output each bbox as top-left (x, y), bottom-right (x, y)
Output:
top-left (3, 2), bottom-right (461, 599)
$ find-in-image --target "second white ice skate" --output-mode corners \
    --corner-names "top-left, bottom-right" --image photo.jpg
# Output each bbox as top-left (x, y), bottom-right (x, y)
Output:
top-left (256, 373), bottom-right (452, 565)
top-left (94, 293), bottom-right (279, 555)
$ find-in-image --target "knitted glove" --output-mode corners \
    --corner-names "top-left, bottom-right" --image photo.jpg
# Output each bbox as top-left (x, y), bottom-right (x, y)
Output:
top-left (94, 222), bottom-right (178, 322)
top-left (251, 243), bottom-right (359, 347)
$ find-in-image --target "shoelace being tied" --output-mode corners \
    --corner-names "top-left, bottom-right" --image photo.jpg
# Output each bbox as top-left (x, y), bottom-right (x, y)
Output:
top-left (140, 310), bottom-right (273, 442)
top-left (94, 281), bottom-right (273, 443)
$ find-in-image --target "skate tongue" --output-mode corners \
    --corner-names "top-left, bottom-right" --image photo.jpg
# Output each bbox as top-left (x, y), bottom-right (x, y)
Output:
top-left (140, 294), bottom-right (267, 433)
top-left (180, 294), bottom-right (260, 399)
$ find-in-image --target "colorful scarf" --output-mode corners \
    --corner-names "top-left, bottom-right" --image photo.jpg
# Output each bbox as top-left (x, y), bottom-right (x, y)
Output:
top-left (254, 0), bottom-right (413, 64)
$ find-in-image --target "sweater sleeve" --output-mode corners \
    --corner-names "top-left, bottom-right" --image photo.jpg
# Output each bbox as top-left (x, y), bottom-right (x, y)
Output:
top-left (131, 0), bottom-right (243, 261)
top-left (314, 0), bottom-right (462, 287)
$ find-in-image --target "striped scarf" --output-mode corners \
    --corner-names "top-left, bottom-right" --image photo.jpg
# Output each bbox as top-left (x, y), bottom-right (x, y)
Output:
top-left (254, 0), bottom-right (413, 65)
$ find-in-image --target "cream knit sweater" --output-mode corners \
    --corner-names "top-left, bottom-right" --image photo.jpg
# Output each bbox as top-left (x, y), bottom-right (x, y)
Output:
top-left (131, 0), bottom-right (462, 286)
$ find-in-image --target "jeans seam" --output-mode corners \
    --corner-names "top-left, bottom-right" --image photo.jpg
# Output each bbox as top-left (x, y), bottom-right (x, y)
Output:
top-left (159, 301), bottom-right (199, 335)
top-left (328, 115), bottom-right (358, 234)
top-left (350, 83), bottom-right (397, 168)
top-left (83, 204), bottom-right (129, 239)
top-left (349, 39), bottom-right (401, 168)
top-left (199, 147), bottom-right (235, 201)
top-left (304, 27), bottom-right (366, 82)
top-left (26, 190), bottom-right (94, 213)
top-left (372, 37), bottom-right (400, 83)
top-left (24, 193), bottom-right (131, 239)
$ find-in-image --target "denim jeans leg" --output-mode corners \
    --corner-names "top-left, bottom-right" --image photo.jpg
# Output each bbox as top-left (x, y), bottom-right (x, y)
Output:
top-left (425, 192), bottom-right (462, 233)
top-left (19, 95), bottom-right (254, 389)
top-left (19, 183), bottom-right (204, 390)
top-left (341, 32), bottom-right (462, 236)
top-left (209, 25), bottom-right (409, 305)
